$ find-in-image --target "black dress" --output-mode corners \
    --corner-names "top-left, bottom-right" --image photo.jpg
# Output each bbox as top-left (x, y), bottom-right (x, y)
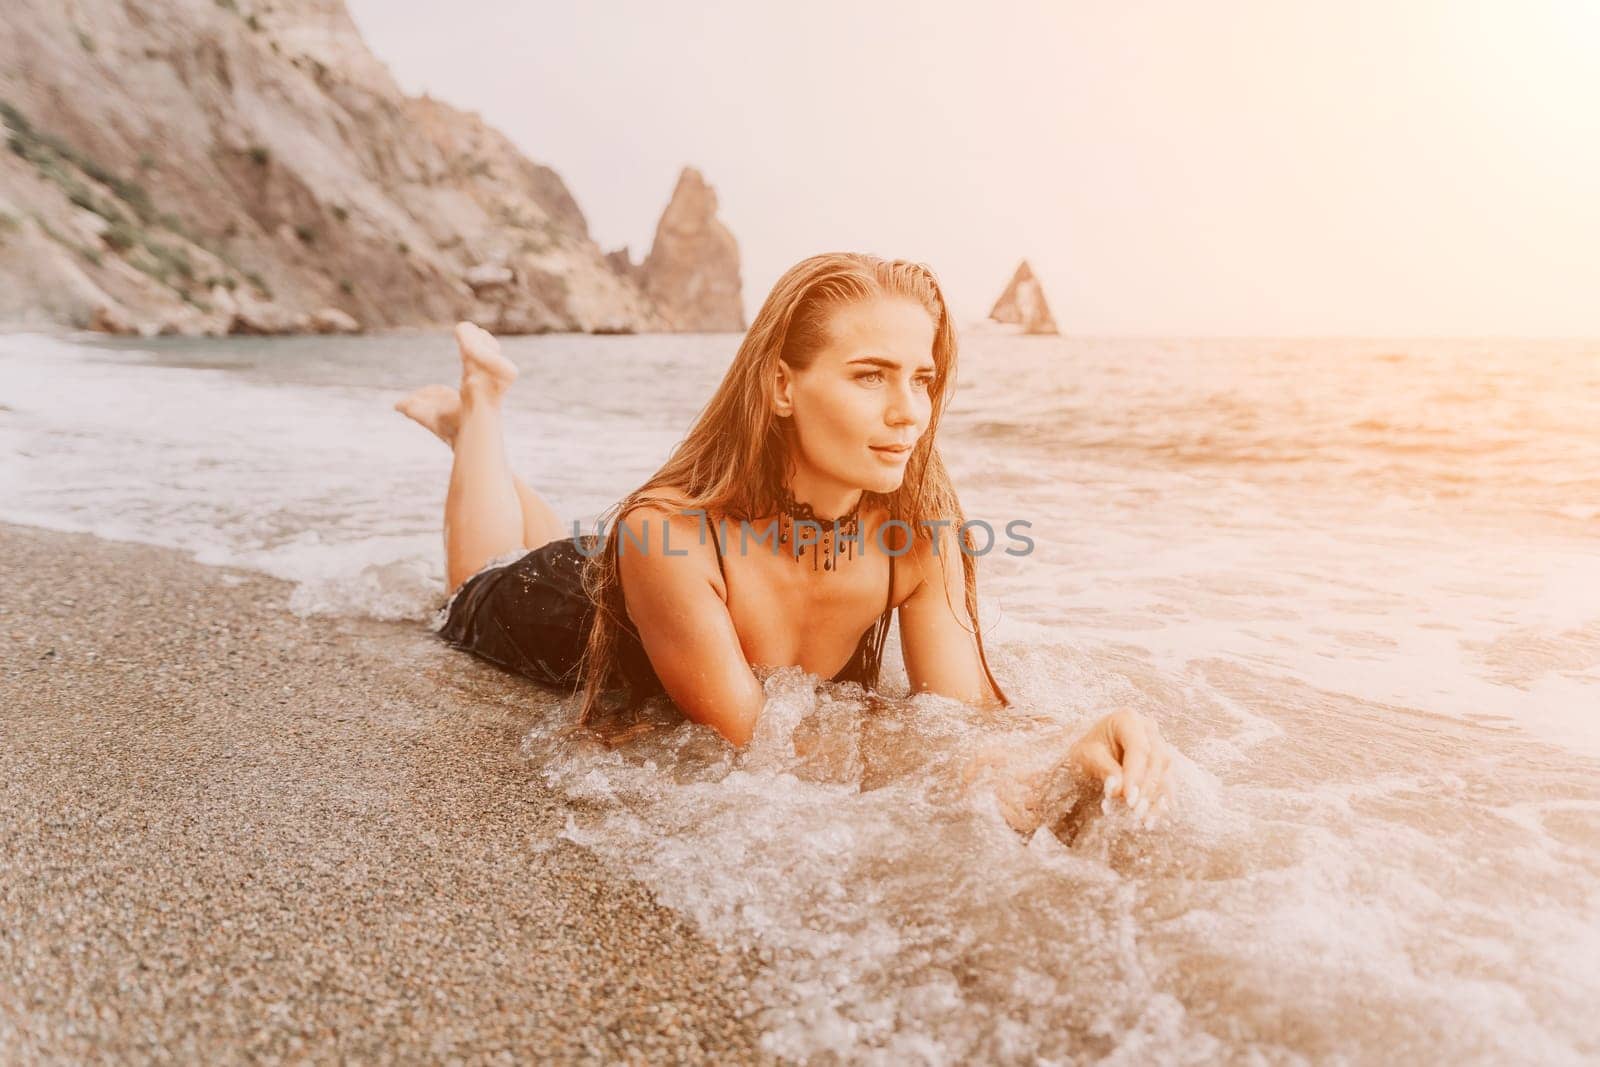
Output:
top-left (433, 532), bottom-right (895, 703)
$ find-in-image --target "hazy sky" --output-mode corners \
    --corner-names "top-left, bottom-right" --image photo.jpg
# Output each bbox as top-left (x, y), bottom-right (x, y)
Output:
top-left (347, 0), bottom-right (1599, 337)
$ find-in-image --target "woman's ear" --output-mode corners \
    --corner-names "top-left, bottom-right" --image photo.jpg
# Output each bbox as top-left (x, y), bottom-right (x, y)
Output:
top-left (771, 359), bottom-right (795, 418)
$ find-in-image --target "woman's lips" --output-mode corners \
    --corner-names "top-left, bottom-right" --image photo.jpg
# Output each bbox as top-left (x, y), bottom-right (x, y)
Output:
top-left (870, 444), bottom-right (912, 461)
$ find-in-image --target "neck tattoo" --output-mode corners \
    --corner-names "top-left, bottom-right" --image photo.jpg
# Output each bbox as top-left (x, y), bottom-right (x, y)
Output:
top-left (776, 484), bottom-right (862, 573)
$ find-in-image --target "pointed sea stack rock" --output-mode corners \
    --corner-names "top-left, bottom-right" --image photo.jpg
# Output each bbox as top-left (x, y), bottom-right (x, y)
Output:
top-left (640, 168), bottom-right (745, 333)
top-left (987, 260), bottom-right (1059, 335)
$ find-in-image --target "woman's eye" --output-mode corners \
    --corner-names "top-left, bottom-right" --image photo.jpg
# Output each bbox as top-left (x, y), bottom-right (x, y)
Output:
top-left (915, 376), bottom-right (934, 389)
top-left (857, 371), bottom-right (885, 383)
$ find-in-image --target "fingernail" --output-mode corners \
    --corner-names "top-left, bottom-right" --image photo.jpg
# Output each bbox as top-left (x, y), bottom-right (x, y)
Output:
top-left (1126, 784), bottom-right (1140, 808)
top-left (1100, 797), bottom-right (1111, 816)
top-left (1104, 774), bottom-right (1121, 798)
top-left (1135, 796), bottom-right (1150, 819)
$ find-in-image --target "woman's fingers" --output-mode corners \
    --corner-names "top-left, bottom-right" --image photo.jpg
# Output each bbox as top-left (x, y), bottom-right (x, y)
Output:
top-left (1117, 722), bottom-right (1152, 811)
top-left (1137, 749), bottom-right (1171, 827)
top-left (1070, 712), bottom-right (1181, 830)
top-left (1071, 739), bottom-right (1121, 790)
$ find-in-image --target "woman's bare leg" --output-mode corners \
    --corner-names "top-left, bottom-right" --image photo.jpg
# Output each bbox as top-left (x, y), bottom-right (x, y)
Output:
top-left (394, 322), bottom-right (566, 593)
top-left (512, 478), bottom-right (565, 551)
top-left (394, 382), bottom-right (565, 554)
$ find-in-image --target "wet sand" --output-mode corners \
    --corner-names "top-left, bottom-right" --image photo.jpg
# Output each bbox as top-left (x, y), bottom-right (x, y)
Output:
top-left (0, 522), bottom-right (771, 1063)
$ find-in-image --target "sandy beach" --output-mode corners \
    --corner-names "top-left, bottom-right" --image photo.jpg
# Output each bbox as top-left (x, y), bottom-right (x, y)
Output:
top-left (0, 521), bottom-right (771, 1063)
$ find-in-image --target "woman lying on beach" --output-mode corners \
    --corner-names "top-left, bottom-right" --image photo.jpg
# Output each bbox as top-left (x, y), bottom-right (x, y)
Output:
top-left (395, 252), bottom-right (1176, 825)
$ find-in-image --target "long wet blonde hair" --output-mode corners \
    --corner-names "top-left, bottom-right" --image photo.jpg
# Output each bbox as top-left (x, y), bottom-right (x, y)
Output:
top-left (576, 252), bottom-right (1010, 727)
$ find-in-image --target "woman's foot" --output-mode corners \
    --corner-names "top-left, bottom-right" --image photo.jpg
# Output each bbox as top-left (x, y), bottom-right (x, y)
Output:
top-left (394, 384), bottom-right (461, 446)
top-left (455, 321), bottom-right (517, 403)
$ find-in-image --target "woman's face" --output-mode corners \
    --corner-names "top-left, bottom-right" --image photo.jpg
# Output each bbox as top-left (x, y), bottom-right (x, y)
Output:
top-left (776, 296), bottom-right (937, 496)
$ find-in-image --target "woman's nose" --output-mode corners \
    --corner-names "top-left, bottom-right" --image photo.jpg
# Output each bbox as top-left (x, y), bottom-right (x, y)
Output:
top-left (884, 385), bottom-right (919, 427)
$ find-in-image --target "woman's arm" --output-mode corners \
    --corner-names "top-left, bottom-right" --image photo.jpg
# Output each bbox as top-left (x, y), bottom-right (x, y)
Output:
top-left (615, 505), bottom-right (765, 746)
top-left (897, 523), bottom-right (1175, 829)
top-left (896, 521), bottom-right (1004, 706)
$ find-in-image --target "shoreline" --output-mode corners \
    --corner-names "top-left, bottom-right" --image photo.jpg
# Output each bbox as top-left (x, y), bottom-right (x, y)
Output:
top-left (0, 521), bottom-right (770, 1061)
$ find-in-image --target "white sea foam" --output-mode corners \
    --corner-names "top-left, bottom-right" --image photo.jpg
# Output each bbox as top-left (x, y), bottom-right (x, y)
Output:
top-left (517, 658), bottom-right (1597, 1063)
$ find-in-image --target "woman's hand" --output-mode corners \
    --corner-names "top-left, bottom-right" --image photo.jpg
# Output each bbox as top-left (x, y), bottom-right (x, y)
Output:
top-left (1068, 709), bottom-right (1174, 826)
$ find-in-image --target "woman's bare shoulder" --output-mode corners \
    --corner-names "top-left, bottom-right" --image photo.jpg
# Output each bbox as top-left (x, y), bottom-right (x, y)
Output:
top-left (621, 483), bottom-right (694, 514)
top-left (888, 511), bottom-right (968, 607)
top-left (617, 485), bottom-right (698, 531)
top-left (853, 503), bottom-right (925, 609)
top-left (614, 485), bottom-right (724, 591)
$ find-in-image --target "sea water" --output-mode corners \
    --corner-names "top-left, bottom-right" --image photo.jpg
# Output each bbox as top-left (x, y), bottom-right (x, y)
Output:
top-left (2, 329), bottom-right (1597, 1063)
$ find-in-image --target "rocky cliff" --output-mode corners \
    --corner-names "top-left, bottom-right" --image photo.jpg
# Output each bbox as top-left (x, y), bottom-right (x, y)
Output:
top-left (627, 167), bottom-right (745, 333)
top-left (987, 259), bottom-right (1059, 336)
top-left (0, 0), bottom-right (742, 335)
